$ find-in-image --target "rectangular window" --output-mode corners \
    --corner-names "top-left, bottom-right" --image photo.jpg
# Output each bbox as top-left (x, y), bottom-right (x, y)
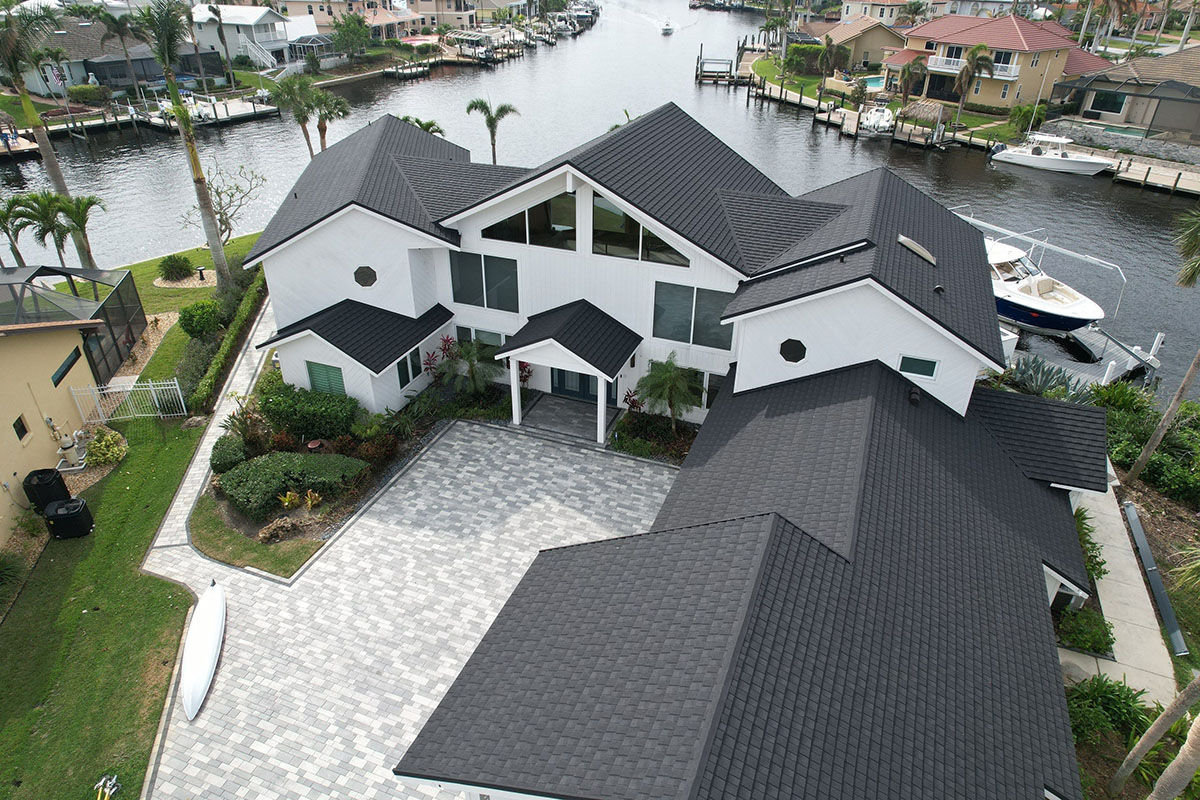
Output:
top-left (474, 329), bottom-right (503, 347)
top-left (398, 354), bottom-right (412, 387)
top-left (973, 79), bottom-right (980, 95)
top-left (483, 255), bottom-right (519, 312)
top-left (13, 414), bottom-right (28, 441)
top-left (482, 210), bottom-right (527, 244)
top-left (52, 346), bottom-right (81, 387)
top-left (452, 252), bottom-right (519, 312)
top-left (993, 50), bottom-right (1013, 65)
top-left (1090, 91), bottom-right (1125, 114)
top-left (450, 251), bottom-right (485, 306)
top-left (306, 361), bottom-right (346, 395)
top-left (692, 288), bottom-right (734, 350)
top-left (652, 282), bottom-right (734, 350)
top-left (1000, 83), bottom-right (1009, 100)
top-left (1030, 51), bottom-right (1040, 67)
top-left (1015, 83), bottom-right (1021, 100)
top-left (706, 372), bottom-right (725, 409)
top-left (409, 349), bottom-right (422, 383)
top-left (592, 194), bottom-right (640, 259)
top-left (527, 192), bottom-right (576, 250)
top-left (899, 355), bottom-right (938, 378)
top-left (456, 325), bottom-right (473, 343)
top-left (945, 45), bottom-right (963, 59)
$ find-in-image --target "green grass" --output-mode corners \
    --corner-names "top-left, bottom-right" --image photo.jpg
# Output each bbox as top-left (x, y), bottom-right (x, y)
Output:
top-left (0, 419), bottom-right (204, 800)
top-left (751, 57), bottom-right (822, 100)
top-left (190, 493), bottom-right (322, 578)
top-left (233, 70), bottom-right (278, 92)
top-left (139, 322), bottom-right (189, 382)
top-left (120, 231), bottom-right (260, 315)
top-left (0, 93), bottom-right (57, 128)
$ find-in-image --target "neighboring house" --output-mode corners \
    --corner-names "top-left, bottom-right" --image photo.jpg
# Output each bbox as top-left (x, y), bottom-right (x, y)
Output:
top-left (883, 14), bottom-right (1111, 109)
top-left (471, 0), bottom-right (535, 23)
top-left (408, 0), bottom-right (477, 30)
top-left (1056, 46), bottom-right (1200, 141)
top-left (800, 14), bottom-right (907, 67)
top-left (191, 4), bottom-right (296, 67)
top-left (839, 0), bottom-right (949, 25)
top-left (278, 0), bottom-right (422, 38)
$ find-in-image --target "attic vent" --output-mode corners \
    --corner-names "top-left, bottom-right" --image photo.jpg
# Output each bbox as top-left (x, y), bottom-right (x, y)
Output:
top-left (897, 234), bottom-right (936, 266)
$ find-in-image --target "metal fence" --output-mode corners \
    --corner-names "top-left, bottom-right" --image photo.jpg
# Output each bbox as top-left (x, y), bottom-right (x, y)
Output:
top-left (72, 378), bottom-right (188, 424)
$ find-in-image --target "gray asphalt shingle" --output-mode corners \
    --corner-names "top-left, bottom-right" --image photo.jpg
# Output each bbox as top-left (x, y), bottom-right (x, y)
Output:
top-left (494, 299), bottom-right (641, 380)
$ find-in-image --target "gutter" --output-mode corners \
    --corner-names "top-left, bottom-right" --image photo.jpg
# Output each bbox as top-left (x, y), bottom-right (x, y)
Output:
top-left (1122, 501), bottom-right (1189, 657)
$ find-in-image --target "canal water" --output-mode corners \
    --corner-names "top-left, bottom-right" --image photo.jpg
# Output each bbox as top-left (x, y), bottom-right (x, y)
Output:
top-left (2, 0), bottom-right (1195, 389)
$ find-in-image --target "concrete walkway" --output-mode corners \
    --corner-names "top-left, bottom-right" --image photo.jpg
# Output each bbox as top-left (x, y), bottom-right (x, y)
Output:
top-left (1059, 486), bottom-right (1177, 706)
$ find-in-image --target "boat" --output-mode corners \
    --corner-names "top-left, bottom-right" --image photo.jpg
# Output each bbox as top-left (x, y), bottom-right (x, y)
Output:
top-left (661, 19), bottom-right (675, 34)
top-left (988, 133), bottom-right (1114, 176)
top-left (859, 104), bottom-right (894, 135)
top-left (180, 580), bottom-right (227, 721)
top-left (986, 238), bottom-right (1105, 333)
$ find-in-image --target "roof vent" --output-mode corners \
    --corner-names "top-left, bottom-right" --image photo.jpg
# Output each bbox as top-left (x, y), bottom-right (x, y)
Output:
top-left (933, 284), bottom-right (945, 294)
top-left (909, 387), bottom-right (921, 406)
top-left (898, 234), bottom-right (936, 266)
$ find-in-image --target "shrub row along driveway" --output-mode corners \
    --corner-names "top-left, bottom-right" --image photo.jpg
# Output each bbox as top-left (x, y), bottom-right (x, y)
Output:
top-left (142, 422), bottom-right (676, 799)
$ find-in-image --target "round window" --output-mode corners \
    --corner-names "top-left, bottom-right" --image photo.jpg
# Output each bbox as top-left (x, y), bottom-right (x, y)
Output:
top-left (354, 266), bottom-right (377, 287)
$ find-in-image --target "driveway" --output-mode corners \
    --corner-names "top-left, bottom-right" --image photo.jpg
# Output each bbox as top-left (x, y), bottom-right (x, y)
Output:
top-left (141, 422), bottom-right (676, 799)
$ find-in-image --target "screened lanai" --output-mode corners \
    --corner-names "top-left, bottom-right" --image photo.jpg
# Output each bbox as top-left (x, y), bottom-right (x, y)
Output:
top-left (0, 266), bottom-right (146, 384)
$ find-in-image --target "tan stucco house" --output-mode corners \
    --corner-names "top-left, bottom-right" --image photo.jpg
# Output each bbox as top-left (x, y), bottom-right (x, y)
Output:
top-left (800, 14), bottom-right (907, 68)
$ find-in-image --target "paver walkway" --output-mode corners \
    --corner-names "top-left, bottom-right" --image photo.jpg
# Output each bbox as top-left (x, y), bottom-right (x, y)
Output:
top-left (138, 305), bottom-right (677, 799)
top-left (1058, 487), bottom-right (1177, 706)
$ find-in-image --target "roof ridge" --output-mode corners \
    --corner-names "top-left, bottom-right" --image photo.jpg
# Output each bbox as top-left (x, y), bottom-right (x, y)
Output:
top-left (544, 511), bottom-right (780, 554)
top-left (388, 154), bottom-right (437, 234)
top-left (844, 363), bottom-right (884, 562)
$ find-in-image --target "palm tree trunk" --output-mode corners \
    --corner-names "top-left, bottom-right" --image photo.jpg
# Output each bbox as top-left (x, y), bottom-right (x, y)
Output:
top-left (54, 242), bottom-right (66, 270)
top-left (1179, 2), bottom-right (1195, 50)
top-left (1127, 347), bottom-right (1200, 482)
top-left (222, 39), bottom-right (236, 84)
top-left (1154, 2), bottom-right (1170, 45)
top-left (490, 134), bottom-right (497, 165)
top-left (300, 122), bottom-right (315, 158)
top-left (1147, 711), bottom-right (1200, 800)
top-left (5, 235), bottom-right (24, 267)
top-left (1079, 1), bottom-right (1094, 45)
top-left (165, 67), bottom-right (231, 288)
top-left (77, 228), bottom-right (97, 269)
top-left (317, 119), bottom-right (328, 151)
top-left (1110, 674), bottom-right (1200, 795)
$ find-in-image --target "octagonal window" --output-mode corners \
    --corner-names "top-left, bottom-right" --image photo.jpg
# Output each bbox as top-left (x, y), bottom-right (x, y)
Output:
top-left (354, 266), bottom-right (377, 287)
top-left (780, 338), bottom-right (807, 363)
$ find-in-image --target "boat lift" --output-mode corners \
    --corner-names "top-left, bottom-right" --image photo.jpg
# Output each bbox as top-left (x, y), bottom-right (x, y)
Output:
top-left (952, 207), bottom-right (1164, 388)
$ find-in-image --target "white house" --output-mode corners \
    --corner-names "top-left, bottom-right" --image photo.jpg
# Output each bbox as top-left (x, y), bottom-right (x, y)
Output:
top-left (191, 4), bottom-right (294, 68)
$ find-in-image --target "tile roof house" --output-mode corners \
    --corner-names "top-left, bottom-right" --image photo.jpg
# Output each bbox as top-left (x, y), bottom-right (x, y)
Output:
top-left (252, 102), bottom-right (1108, 800)
top-left (797, 14), bottom-right (906, 66)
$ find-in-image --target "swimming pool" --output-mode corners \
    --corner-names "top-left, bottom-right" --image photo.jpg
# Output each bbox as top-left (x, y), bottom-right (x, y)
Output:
top-left (864, 75), bottom-right (886, 90)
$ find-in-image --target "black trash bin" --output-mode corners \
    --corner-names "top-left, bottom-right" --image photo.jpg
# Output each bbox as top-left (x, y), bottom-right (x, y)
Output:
top-left (23, 469), bottom-right (70, 515)
top-left (43, 498), bottom-right (94, 539)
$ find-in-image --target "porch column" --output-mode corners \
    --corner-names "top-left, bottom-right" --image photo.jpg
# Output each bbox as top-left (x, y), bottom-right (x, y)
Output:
top-left (596, 375), bottom-right (608, 444)
top-left (509, 358), bottom-right (522, 426)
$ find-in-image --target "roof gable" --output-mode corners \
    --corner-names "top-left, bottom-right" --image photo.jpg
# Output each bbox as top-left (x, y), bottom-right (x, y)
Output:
top-left (934, 13), bottom-right (1076, 51)
top-left (494, 299), bottom-right (642, 380)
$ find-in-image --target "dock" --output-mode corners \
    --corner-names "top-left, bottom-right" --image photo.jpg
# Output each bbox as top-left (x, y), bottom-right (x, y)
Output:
top-left (128, 95), bottom-right (279, 132)
top-left (694, 42), bottom-right (755, 85)
top-left (1013, 324), bottom-right (1163, 388)
top-left (0, 132), bottom-right (41, 160)
top-left (382, 62), bottom-right (432, 80)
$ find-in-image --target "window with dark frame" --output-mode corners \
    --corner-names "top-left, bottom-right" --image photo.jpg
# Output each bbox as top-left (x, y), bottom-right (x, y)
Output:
top-left (13, 415), bottom-right (29, 441)
top-left (52, 347), bottom-right (81, 387)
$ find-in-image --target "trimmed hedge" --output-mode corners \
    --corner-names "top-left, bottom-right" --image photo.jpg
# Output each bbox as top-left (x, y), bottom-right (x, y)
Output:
top-left (259, 380), bottom-right (361, 440)
top-left (220, 452), bottom-right (369, 520)
top-left (67, 84), bottom-right (112, 104)
top-left (188, 268), bottom-right (267, 412)
top-left (210, 433), bottom-right (247, 474)
top-left (179, 298), bottom-right (222, 339)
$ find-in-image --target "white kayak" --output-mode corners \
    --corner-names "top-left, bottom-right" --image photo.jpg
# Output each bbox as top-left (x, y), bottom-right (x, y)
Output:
top-left (180, 580), bottom-right (226, 720)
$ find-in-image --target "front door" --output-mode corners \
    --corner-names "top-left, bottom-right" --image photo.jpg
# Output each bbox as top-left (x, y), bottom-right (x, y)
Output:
top-left (550, 369), bottom-right (619, 406)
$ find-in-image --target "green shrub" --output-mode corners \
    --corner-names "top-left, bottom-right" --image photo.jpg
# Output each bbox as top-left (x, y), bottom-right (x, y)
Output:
top-left (232, 54), bottom-right (254, 69)
top-left (188, 269), bottom-right (268, 412)
top-left (220, 452), bottom-right (369, 520)
top-left (179, 298), bottom-right (223, 339)
top-left (1057, 607), bottom-right (1116, 654)
top-left (66, 84), bottom-right (112, 104)
top-left (420, 25), bottom-right (431, 34)
top-left (963, 101), bottom-right (1010, 115)
top-left (158, 253), bottom-right (194, 281)
top-left (0, 551), bottom-right (24, 590)
top-left (1066, 674), bottom-right (1149, 744)
top-left (304, 51), bottom-right (321, 75)
top-left (210, 433), bottom-right (247, 474)
top-left (87, 428), bottom-right (127, 466)
top-left (1091, 381), bottom-right (1155, 415)
top-left (260, 381), bottom-right (362, 440)
top-left (175, 336), bottom-right (219, 399)
top-left (415, 43), bottom-right (435, 55)
top-left (1075, 507), bottom-right (1108, 584)
top-left (254, 366), bottom-right (285, 397)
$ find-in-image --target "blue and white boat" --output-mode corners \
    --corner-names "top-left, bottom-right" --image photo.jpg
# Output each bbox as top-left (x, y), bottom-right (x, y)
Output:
top-left (986, 238), bottom-right (1105, 334)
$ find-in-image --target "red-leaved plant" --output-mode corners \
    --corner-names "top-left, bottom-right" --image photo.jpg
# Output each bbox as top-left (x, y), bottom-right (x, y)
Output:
top-left (439, 335), bottom-right (459, 361)
top-left (518, 361), bottom-right (533, 387)
top-left (623, 388), bottom-right (645, 413)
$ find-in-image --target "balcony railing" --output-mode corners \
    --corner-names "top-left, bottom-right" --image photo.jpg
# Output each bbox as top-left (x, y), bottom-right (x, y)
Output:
top-left (927, 55), bottom-right (1020, 79)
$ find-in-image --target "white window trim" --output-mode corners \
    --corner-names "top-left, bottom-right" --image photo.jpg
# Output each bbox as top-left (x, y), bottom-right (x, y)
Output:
top-left (898, 354), bottom-right (939, 381)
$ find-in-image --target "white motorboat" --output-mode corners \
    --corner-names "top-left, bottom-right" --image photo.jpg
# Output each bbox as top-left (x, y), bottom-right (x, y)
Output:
top-left (988, 133), bottom-right (1114, 176)
top-left (986, 238), bottom-right (1105, 333)
top-left (180, 580), bottom-right (227, 721)
top-left (859, 105), bottom-right (894, 135)
top-left (661, 19), bottom-right (675, 34)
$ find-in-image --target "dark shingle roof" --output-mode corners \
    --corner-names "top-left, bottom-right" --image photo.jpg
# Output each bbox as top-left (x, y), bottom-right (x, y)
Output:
top-left (972, 387), bottom-right (1110, 492)
top-left (392, 362), bottom-right (1086, 800)
top-left (722, 168), bottom-right (1007, 367)
top-left (258, 300), bottom-right (451, 374)
top-left (493, 300), bottom-right (641, 380)
top-left (245, 116), bottom-right (528, 263)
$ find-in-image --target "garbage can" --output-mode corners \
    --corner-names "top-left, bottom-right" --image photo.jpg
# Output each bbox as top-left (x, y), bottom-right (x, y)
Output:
top-left (43, 498), bottom-right (94, 539)
top-left (23, 469), bottom-right (70, 515)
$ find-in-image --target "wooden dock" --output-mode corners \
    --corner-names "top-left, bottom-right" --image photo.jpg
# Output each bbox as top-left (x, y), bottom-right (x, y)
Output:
top-left (0, 133), bottom-right (41, 160)
top-left (1014, 325), bottom-right (1163, 388)
top-left (129, 96), bottom-right (279, 132)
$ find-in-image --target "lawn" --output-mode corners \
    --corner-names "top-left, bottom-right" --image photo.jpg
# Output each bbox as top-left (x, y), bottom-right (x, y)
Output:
top-left (121, 231), bottom-right (260, 315)
top-left (233, 70), bottom-right (278, 92)
top-left (140, 322), bottom-right (189, 382)
top-left (0, 93), bottom-right (57, 128)
top-left (751, 57), bottom-right (822, 100)
top-left (0, 419), bottom-right (204, 800)
top-left (190, 493), bottom-right (322, 578)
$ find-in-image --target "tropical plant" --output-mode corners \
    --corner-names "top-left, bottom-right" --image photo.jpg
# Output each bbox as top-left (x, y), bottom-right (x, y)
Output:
top-left (1075, 506), bottom-right (1108, 584)
top-left (1126, 205), bottom-right (1200, 483)
top-left (312, 88), bottom-right (350, 151)
top-left (817, 34), bottom-right (849, 95)
top-left (331, 12), bottom-right (371, 58)
top-left (182, 4), bottom-right (208, 89)
top-left (158, 252), bottom-right (193, 280)
top-left (1112, 674), bottom-right (1200, 794)
top-left (1009, 102), bottom-right (1047, 134)
top-left (896, 0), bottom-right (928, 24)
top-left (466, 97), bottom-right (519, 165)
top-left (400, 115), bottom-right (445, 135)
top-left (434, 339), bottom-right (503, 396)
top-left (0, 0), bottom-right (88, 266)
top-left (1146, 712), bottom-right (1200, 799)
top-left (96, 11), bottom-right (150, 102)
top-left (898, 53), bottom-right (927, 107)
top-left (1003, 355), bottom-right (1093, 402)
top-left (12, 190), bottom-right (72, 268)
top-left (848, 77), bottom-right (868, 110)
top-left (272, 73), bottom-right (317, 158)
top-left (304, 50), bottom-right (321, 74)
top-left (141, 0), bottom-right (232, 288)
top-left (1153, 0), bottom-right (1174, 45)
top-left (0, 196), bottom-right (28, 268)
top-left (57, 194), bottom-right (105, 269)
top-left (1125, 41), bottom-right (1159, 59)
top-left (207, 4), bottom-right (236, 85)
top-left (634, 353), bottom-right (700, 436)
top-left (953, 43), bottom-right (995, 127)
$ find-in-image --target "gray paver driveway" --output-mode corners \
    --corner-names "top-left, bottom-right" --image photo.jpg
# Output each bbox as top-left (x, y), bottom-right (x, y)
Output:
top-left (142, 422), bottom-right (675, 800)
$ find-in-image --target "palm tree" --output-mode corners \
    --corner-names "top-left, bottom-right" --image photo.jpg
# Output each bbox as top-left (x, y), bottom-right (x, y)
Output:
top-left (1126, 205), bottom-right (1200, 483)
top-left (0, 197), bottom-right (28, 267)
top-left (953, 43), bottom-right (994, 127)
top-left (634, 353), bottom-right (699, 436)
top-left (97, 12), bottom-right (150, 104)
top-left (58, 195), bottom-right (105, 269)
top-left (1109, 673), bottom-right (1200, 795)
top-left (898, 53), bottom-right (927, 106)
top-left (38, 46), bottom-right (71, 112)
top-left (139, 0), bottom-right (231, 288)
top-left (435, 339), bottom-right (503, 396)
top-left (1153, 0), bottom-right (1174, 45)
top-left (1008, 102), bottom-right (1046, 133)
top-left (273, 74), bottom-right (317, 157)
top-left (13, 191), bottom-right (72, 269)
top-left (466, 97), bottom-right (519, 165)
top-left (0, 0), bottom-right (88, 267)
top-left (208, 5), bottom-right (236, 86)
top-left (183, 4), bottom-right (209, 90)
top-left (896, 0), bottom-right (928, 24)
top-left (400, 115), bottom-right (445, 135)
top-left (1146, 712), bottom-right (1200, 799)
top-left (312, 89), bottom-right (349, 151)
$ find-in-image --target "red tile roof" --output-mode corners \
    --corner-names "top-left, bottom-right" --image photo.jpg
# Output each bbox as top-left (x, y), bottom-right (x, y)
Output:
top-left (903, 13), bottom-right (989, 40)
top-left (883, 47), bottom-right (928, 66)
top-left (1064, 46), bottom-right (1117, 75)
top-left (905, 13), bottom-right (1080, 51)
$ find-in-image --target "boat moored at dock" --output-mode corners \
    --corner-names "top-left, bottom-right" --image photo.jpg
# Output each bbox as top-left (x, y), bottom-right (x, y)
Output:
top-left (986, 238), bottom-right (1105, 334)
top-left (989, 133), bottom-right (1115, 176)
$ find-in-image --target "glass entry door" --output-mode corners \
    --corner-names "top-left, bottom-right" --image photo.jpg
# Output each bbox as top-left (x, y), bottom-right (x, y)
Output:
top-left (550, 369), bottom-right (619, 406)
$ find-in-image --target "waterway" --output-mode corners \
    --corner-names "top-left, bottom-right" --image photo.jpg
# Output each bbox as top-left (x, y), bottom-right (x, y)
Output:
top-left (2, 0), bottom-right (1195, 389)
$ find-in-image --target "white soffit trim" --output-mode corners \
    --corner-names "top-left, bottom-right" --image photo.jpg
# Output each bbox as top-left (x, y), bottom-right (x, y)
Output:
top-left (1043, 563), bottom-right (1089, 599)
top-left (494, 338), bottom-right (613, 380)
top-left (438, 163), bottom-right (576, 226)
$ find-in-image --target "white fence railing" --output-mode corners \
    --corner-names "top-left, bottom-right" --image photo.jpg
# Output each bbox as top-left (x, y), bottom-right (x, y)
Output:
top-left (72, 378), bottom-right (188, 424)
top-left (927, 55), bottom-right (1020, 78)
